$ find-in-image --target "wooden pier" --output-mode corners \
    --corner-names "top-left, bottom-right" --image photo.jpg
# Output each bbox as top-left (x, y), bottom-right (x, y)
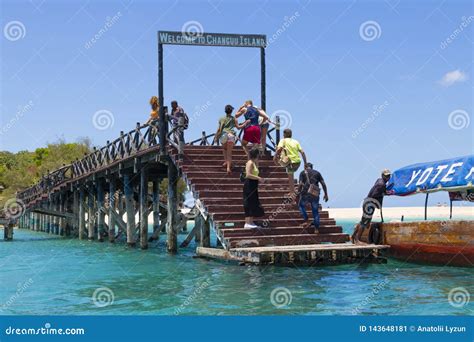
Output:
top-left (14, 122), bottom-right (388, 265)
top-left (13, 30), bottom-right (389, 266)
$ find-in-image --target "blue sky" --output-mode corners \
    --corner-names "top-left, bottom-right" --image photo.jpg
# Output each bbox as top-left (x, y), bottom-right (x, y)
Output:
top-left (1, 0), bottom-right (473, 208)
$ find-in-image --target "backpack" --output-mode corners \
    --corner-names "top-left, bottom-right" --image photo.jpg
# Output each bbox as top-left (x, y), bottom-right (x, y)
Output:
top-left (278, 140), bottom-right (291, 167)
top-left (305, 171), bottom-right (320, 197)
top-left (239, 169), bottom-right (246, 183)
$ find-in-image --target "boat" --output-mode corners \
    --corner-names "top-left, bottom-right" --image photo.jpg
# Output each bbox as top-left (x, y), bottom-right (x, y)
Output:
top-left (360, 155), bottom-right (473, 267)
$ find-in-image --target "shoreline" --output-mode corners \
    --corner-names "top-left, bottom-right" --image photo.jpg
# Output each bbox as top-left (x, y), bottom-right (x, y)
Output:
top-left (327, 206), bottom-right (474, 221)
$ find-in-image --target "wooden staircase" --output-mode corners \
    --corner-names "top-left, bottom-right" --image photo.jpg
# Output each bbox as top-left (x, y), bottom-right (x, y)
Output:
top-left (171, 145), bottom-right (351, 251)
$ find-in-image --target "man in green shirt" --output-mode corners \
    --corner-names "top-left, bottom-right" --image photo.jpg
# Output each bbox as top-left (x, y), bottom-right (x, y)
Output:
top-left (274, 128), bottom-right (307, 196)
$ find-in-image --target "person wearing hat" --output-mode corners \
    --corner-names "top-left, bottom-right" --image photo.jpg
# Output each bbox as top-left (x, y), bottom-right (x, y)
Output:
top-left (214, 105), bottom-right (249, 174)
top-left (352, 169), bottom-right (393, 244)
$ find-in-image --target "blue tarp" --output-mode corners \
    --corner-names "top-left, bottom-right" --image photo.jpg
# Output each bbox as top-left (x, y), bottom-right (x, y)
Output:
top-left (387, 155), bottom-right (474, 196)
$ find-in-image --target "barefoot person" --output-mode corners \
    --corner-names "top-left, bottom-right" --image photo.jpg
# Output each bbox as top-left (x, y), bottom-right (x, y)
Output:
top-left (352, 169), bottom-right (393, 244)
top-left (274, 128), bottom-right (307, 196)
top-left (213, 105), bottom-right (248, 174)
top-left (297, 163), bottom-right (328, 231)
top-left (243, 147), bottom-right (265, 229)
top-left (235, 100), bottom-right (270, 156)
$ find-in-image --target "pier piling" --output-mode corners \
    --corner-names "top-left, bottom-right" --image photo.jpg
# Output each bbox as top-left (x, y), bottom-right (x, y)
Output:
top-left (124, 174), bottom-right (136, 247)
top-left (166, 162), bottom-right (178, 253)
top-left (87, 187), bottom-right (95, 240)
top-left (152, 180), bottom-right (160, 241)
top-left (108, 180), bottom-right (116, 243)
top-left (140, 167), bottom-right (148, 249)
top-left (97, 181), bottom-right (105, 242)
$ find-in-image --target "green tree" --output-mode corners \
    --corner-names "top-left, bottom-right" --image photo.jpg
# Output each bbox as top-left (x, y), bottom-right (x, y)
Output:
top-left (0, 139), bottom-right (91, 206)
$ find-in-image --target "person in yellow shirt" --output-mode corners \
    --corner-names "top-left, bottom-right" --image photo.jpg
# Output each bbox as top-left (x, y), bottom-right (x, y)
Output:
top-left (274, 128), bottom-right (307, 196)
top-left (146, 96), bottom-right (160, 124)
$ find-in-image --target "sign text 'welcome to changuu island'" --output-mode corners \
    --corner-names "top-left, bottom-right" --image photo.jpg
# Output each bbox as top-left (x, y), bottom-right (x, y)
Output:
top-left (158, 31), bottom-right (267, 48)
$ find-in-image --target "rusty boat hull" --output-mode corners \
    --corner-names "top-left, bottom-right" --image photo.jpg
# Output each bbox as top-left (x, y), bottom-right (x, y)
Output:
top-left (361, 220), bottom-right (473, 267)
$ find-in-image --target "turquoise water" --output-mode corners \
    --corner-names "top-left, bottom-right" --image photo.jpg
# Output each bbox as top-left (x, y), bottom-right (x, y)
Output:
top-left (0, 221), bottom-right (472, 315)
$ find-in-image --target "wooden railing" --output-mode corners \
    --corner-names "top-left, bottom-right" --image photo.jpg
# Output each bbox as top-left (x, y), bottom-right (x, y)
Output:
top-left (17, 115), bottom-right (281, 205)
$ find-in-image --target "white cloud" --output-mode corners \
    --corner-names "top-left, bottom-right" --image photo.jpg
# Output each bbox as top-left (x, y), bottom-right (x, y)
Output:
top-left (438, 69), bottom-right (468, 87)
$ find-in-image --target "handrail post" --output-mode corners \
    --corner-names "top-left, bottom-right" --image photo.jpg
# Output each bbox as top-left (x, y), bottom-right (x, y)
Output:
top-left (178, 117), bottom-right (185, 155)
top-left (275, 115), bottom-right (281, 147)
top-left (158, 41), bottom-right (167, 156)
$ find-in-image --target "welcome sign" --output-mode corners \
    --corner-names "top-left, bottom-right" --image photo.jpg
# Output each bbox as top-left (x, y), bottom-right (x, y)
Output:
top-left (158, 31), bottom-right (267, 48)
top-left (388, 155), bottom-right (474, 196)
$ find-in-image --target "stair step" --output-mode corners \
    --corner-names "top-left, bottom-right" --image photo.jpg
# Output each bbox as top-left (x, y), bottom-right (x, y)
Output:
top-left (193, 183), bottom-right (289, 192)
top-left (221, 226), bottom-right (343, 237)
top-left (182, 164), bottom-right (285, 172)
top-left (226, 233), bottom-right (350, 248)
top-left (218, 220), bottom-right (337, 229)
top-left (187, 178), bottom-right (289, 185)
top-left (206, 203), bottom-right (325, 213)
top-left (177, 159), bottom-right (276, 166)
top-left (213, 211), bottom-right (330, 221)
top-left (197, 189), bottom-right (291, 198)
top-left (184, 172), bottom-right (288, 180)
top-left (202, 197), bottom-right (321, 206)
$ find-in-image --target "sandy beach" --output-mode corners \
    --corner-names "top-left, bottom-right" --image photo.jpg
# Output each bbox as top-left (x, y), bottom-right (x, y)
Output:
top-left (327, 206), bottom-right (474, 221)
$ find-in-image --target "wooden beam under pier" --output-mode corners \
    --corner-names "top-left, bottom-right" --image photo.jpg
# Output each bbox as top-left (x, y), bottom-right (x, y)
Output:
top-left (96, 181), bottom-right (105, 241)
top-left (124, 173), bottom-right (136, 247)
top-left (166, 161), bottom-right (178, 253)
top-left (78, 187), bottom-right (85, 240)
top-left (87, 186), bottom-right (95, 240)
top-left (139, 167), bottom-right (148, 249)
top-left (33, 208), bottom-right (74, 218)
top-left (108, 179), bottom-right (116, 242)
top-left (151, 179), bottom-right (160, 241)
